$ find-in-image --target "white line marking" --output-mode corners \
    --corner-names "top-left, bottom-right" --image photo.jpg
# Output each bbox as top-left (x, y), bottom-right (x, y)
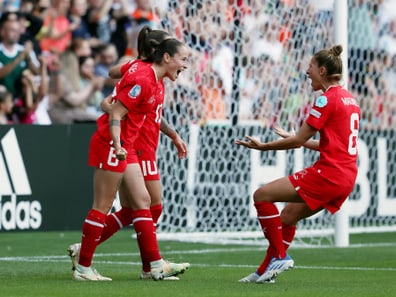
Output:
top-left (1, 246), bottom-right (396, 272)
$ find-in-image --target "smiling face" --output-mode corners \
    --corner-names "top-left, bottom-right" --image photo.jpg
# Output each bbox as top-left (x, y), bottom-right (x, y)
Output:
top-left (306, 57), bottom-right (324, 92)
top-left (165, 45), bottom-right (189, 81)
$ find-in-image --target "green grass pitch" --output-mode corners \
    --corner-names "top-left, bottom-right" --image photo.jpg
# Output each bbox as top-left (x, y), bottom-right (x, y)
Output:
top-left (1, 230), bottom-right (395, 297)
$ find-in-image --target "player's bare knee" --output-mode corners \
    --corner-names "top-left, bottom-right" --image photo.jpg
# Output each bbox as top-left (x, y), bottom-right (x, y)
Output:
top-left (253, 188), bottom-right (265, 202)
top-left (280, 208), bottom-right (299, 225)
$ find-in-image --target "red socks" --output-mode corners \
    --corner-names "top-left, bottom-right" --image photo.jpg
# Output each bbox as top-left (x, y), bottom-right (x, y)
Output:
top-left (255, 201), bottom-right (286, 259)
top-left (255, 202), bottom-right (296, 275)
top-left (282, 223), bottom-right (296, 249)
top-left (132, 209), bottom-right (161, 272)
top-left (79, 209), bottom-right (107, 267)
top-left (150, 204), bottom-right (163, 226)
top-left (99, 207), bottom-right (133, 244)
top-left (256, 224), bottom-right (296, 275)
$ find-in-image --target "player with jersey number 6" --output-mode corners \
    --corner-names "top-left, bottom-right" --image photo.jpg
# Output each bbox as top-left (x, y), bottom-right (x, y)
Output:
top-left (101, 26), bottom-right (188, 280)
top-left (68, 26), bottom-right (189, 281)
top-left (68, 27), bottom-right (190, 281)
top-left (235, 45), bottom-right (360, 284)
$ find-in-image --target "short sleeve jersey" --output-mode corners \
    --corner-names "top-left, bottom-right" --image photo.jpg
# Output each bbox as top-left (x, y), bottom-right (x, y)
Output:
top-left (95, 60), bottom-right (162, 150)
top-left (120, 60), bottom-right (165, 157)
top-left (305, 85), bottom-right (361, 184)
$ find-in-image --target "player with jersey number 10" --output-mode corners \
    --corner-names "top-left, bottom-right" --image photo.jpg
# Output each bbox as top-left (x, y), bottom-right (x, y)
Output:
top-left (68, 27), bottom-right (190, 282)
top-left (235, 44), bottom-right (360, 284)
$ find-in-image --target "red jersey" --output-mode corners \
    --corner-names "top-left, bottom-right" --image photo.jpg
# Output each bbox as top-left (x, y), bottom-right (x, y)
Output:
top-left (95, 60), bottom-right (162, 151)
top-left (306, 85), bottom-right (360, 183)
top-left (289, 85), bottom-right (361, 213)
top-left (120, 60), bottom-right (165, 158)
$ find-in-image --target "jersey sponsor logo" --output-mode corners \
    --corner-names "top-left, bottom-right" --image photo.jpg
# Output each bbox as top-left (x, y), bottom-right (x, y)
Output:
top-left (310, 108), bottom-right (321, 118)
top-left (0, 128), bottom-right (42, 230)
top-left (315, 95), bottom-right (327, 108)
top-left (129, 85), bottom-right (141, 98)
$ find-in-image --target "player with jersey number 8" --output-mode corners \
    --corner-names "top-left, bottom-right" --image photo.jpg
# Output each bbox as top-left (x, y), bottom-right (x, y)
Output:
top-left (69, 27), bottom-right (190, 281)
top-left (235, 44), bottom-right (360, 284)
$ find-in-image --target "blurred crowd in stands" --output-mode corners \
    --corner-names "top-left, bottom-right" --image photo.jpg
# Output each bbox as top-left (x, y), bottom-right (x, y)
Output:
top-left (0, 0), bottom-right (395, 130)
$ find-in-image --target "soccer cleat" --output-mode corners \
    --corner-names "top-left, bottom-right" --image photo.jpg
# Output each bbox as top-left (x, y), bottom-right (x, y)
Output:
top-left (238, 272), bottom-right (260, 283)
top-left (256, 254), bottom-right (294, 283)
top-left (140, 270), bottom-right (180, 281)
top-left (67, 243), bottom-right (81, 271)
top-left (150, 259), bottom-right (190, 281)
top-left (239, 272), bottom-right (275, 284)
top-left (72, 264), bottom-right (112, 281)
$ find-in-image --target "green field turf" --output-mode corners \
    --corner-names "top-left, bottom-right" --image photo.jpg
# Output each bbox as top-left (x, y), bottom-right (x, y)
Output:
top-left (1, 230), bottom-right (395, 297)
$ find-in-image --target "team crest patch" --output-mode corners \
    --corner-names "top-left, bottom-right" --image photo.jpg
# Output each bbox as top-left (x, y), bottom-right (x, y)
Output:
top-left (129, 85), bottom-right (141, 98)
top-left (315, 95), bottom-right (327, 108)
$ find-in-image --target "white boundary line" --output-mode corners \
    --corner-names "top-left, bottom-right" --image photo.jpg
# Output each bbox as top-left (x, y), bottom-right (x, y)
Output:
top-left (1, 246), bottom-right (396, 272)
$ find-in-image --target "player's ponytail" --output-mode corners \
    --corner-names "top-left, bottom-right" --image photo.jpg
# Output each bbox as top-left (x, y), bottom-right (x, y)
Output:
top-left (136, 26), bottom-right (171, 60)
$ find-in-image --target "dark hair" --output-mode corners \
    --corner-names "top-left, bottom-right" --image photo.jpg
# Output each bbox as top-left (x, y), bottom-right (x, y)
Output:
top-left (145, 38), bottom-right (184, 64)
top-left (313, 45), bottom-right (343, 81)
top-left (137, 25), bottom-right (171, 59)
top-left (78, 55), bottom-right (93, 67)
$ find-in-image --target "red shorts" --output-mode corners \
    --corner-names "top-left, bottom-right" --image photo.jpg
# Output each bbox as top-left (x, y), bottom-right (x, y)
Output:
top-left (88, 132), bottom-right (138, 173)
top-left (288, 166), bottom-right (356, 214)
top-left (135, 148), bottom-right (160, 181)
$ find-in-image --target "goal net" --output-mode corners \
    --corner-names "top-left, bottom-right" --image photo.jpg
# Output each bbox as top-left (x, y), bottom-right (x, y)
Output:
top-left (141, 0), bottom-right (396, 246)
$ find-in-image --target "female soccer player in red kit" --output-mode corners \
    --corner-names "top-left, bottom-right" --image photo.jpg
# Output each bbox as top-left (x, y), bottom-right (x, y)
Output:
top-left (236, 45), bottom-right (360, 283)
top-left (101, 35), bottom-right (187, 280)
top-left (98, 27), bottom-right (189, 279)
top-left (70, 28), bottom-right (190, 281)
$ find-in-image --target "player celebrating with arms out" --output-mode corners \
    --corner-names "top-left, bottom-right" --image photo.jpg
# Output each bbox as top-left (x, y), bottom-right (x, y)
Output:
top-left (235, 45), bottom-right (360, 283)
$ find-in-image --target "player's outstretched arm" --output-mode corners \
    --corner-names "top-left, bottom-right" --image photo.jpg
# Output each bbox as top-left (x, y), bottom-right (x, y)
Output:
top-left (235, 122), bottom-right (317, 151)
top-left (273, 125), bottom-right (319, 151)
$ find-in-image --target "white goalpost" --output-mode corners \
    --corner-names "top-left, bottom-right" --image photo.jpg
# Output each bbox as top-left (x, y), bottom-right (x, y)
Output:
top-left (333, 0), bottom-right (349, 247)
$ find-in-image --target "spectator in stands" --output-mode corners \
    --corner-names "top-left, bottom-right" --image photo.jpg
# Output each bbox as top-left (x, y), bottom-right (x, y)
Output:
top-left (84, 0), bottom-right (114, 46)
top-left (348, 0), bottom-right (377, 95)
top-left (38, 0), bottom-right (75, 65)
top-left (378, 18), bottom-right (396, 57)
top-left (199, 72), bottom-right (227, 122)
top-left (130, 0), bottom-right (159, 28)
top-left (19, 0), bottom-right (44, 55)
top-left (249, 20), bottom-right (283, 63)
top-left (0, 0), bottom-right (21, 12)
top-left (33, 54), bottom-right (52, 125)
top-left (236, 45), bottom-right (360, 284)
top-left (94, 43), bottom-right (119, 97)
top-left (0, 84), bottom-right (13, 124)
top-left (0, 13), bottom-right (40, 99)
top-left (361, 50), bottom-right (396, 130)
top-left (108, 0), bottom-right (130, 58)
top-left (47, 38), bottom-right (104, 124)
top-left (14, 69), bottom-right (39, 124)
top-left (68, 0), bottom-right (92, 42)
top-left (79, 55), bottom-right (104, 117)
